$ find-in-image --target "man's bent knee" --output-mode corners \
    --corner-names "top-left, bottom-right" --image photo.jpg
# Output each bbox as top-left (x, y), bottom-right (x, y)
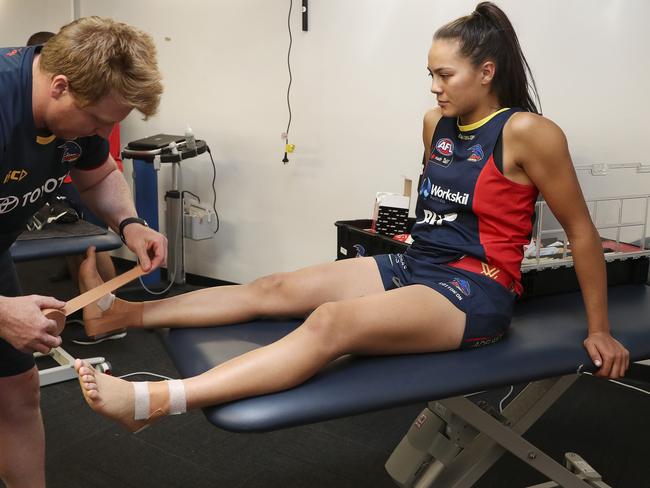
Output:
top-left (0, 367), bottom-right (40, 420)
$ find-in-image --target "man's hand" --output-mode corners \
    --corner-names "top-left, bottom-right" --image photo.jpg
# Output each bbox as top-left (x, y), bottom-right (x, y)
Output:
top-left (0, 295), bottom-right (66, 354)
top-left (583, 332), bottom-right (630, 379)
top-left (122, 223), bottom-right (168, 272)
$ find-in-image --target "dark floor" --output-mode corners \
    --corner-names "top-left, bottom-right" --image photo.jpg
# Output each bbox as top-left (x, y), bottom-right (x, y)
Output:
top-left (6, 258), bottom-right (650, 487)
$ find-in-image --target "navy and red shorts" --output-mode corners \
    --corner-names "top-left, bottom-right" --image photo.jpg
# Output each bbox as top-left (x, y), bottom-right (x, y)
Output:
top-left (0, 250), bottom-right (34, 377)
top-left (373, 253), bottom-right (516, 349)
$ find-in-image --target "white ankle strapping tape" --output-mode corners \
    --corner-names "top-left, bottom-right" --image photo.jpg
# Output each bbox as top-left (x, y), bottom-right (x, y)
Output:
top-left (168, 379), bottom-right (187, 415)
top-left (96, 293), bottom-right (115, 312)
top-left (133, 382), bottom-right (150, 420)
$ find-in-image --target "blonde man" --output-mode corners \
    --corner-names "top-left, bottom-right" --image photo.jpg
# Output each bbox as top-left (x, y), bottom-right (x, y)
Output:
top-left (0, 17), bottom-right (167, 488)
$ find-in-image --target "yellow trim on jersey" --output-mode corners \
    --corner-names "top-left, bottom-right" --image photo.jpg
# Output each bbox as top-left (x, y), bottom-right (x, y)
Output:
top-left (457, 108), bottom-right (510, 132)
top-left (36, 134), bottom-right (56, 145)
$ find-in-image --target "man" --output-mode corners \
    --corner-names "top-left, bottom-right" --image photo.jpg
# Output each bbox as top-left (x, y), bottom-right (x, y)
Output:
top-left (0, 17), bottom-right (166, 487)
top-left (26, 31), bottom-right (125, 344)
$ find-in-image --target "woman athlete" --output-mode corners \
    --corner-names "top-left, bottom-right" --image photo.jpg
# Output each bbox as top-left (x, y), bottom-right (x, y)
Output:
top-left (74, 2), bottom-right (629, 433)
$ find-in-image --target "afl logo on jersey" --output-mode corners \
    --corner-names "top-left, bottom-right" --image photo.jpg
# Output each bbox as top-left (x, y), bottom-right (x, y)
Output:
top-left (59, 141), bottom-right (82, 163)
top-left (431, 138), bottom-right (454, 168)
top-left (435, 138), bottom-right (454, 157)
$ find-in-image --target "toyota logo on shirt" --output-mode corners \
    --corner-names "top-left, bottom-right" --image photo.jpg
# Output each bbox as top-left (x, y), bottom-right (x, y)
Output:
top-left (0, 196), bottom-right (19, 214)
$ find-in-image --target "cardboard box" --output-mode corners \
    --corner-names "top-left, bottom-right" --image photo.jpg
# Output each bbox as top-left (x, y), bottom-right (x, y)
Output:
top-left (371, 179), bottom-right (412, 237)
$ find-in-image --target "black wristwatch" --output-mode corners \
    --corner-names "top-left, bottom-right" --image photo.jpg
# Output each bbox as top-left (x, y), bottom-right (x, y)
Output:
top-left (118, 217), bottom-right (148, 244)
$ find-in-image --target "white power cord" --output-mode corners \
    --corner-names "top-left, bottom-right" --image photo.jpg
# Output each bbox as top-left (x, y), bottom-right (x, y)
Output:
top-left (580, 370), bottom-right (650, 396)
top-left (498, 385), bottom-right (515, 413)
top-left (136, 194), bottom-right (182, 295)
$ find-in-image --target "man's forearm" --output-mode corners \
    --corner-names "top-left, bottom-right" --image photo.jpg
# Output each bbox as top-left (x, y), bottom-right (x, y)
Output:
top-left (78, 169), bottom-right (138, 231)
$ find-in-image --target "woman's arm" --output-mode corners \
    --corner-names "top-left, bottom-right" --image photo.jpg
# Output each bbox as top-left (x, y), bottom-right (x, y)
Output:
top-left (422, 107), bottom-right (442, 162)
top-left (505, 113), bottom-right (630, 379)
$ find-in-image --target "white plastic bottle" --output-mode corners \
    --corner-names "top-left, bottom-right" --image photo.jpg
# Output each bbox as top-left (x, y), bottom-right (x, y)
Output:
top-left (185, 124), bottom-right (197, 151)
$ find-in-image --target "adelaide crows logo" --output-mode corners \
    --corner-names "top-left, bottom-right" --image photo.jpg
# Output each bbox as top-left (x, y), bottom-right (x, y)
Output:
top-left (353, 244), bottom-right (366, 257)
top-left (59, 141), bottom-right (82, 163)
top-left (467, 144), bottom-right (484, 162)
top-left (450, 277), bottom-right (471, 296)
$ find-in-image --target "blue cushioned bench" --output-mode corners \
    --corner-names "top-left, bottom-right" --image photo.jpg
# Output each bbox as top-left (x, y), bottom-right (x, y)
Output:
top-left (163, 285), bottom-right (650, 487)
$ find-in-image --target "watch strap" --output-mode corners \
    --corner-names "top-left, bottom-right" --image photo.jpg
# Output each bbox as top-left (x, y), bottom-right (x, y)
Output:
top-left (118, 217), bottom-right (148, 244)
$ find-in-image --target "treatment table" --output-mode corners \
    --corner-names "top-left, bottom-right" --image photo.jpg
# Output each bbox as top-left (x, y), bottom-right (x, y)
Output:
top-left (10, 221), bottom-right (122, 262)
top-left (11, 220), bottom-right (123, 385)
top-left (163, 284), bottom-right (650, 487)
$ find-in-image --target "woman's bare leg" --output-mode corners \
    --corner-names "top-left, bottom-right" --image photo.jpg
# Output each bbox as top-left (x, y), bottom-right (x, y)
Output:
top-left (76, 284), bottom-right (466, 430)
top-left (79, 246), bottom-right (386, 328)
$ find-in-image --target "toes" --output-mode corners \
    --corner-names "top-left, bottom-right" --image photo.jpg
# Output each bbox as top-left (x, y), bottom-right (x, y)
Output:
top-left (77, 362), bottom-right (98, 382)
top-left (80, 247), bottom-right (99, 278)
top-left (85, 246), bottom-right (97, 260)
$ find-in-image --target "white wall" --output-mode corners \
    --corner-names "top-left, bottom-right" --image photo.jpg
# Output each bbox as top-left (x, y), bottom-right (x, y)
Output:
top-left (0, 0), bottom-right (72, 46)
top-left (6, 1), bottom-right (650, 283)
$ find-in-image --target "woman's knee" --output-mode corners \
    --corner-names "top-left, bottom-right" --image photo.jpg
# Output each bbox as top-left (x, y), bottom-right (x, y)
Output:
top-left (302, 302), bottom-right (348, 354)
top-left (248, 273), bottom-right (292, 310)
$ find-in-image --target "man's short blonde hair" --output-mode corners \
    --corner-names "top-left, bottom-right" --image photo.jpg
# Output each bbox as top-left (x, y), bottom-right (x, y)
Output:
top-left (39, 16), bottom-right (162, 118)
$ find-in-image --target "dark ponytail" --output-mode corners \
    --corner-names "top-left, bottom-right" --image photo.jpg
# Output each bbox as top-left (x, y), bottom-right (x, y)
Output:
top-left (434, 2), bottom-right (541, 114)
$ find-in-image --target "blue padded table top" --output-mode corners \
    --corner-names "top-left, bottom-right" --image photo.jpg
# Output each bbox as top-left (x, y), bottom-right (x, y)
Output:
top-left (10, 223), bottom-right (122, 262)
top-left (164, 284), bottom-right (650, 432)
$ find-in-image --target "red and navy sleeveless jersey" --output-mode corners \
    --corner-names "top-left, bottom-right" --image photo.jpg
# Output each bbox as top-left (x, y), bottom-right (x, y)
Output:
top-left (407, 108), bottom-right (538, 286)
top-left (0, 45), bottom-right (109, 250)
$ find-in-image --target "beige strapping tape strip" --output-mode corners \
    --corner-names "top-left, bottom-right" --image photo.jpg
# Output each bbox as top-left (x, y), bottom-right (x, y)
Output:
top-left (44, 265), bottom-right (145, 335)
top-left (63, 265), bottom-right (146, 316)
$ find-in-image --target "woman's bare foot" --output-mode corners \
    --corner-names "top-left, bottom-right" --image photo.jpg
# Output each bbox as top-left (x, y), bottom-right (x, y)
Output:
top-left (75, 358), bottom-right (148, 433)
top-left (78, 246), bottom-right (104, 294)
top-left (79, 247), bottom-right (143, 336)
